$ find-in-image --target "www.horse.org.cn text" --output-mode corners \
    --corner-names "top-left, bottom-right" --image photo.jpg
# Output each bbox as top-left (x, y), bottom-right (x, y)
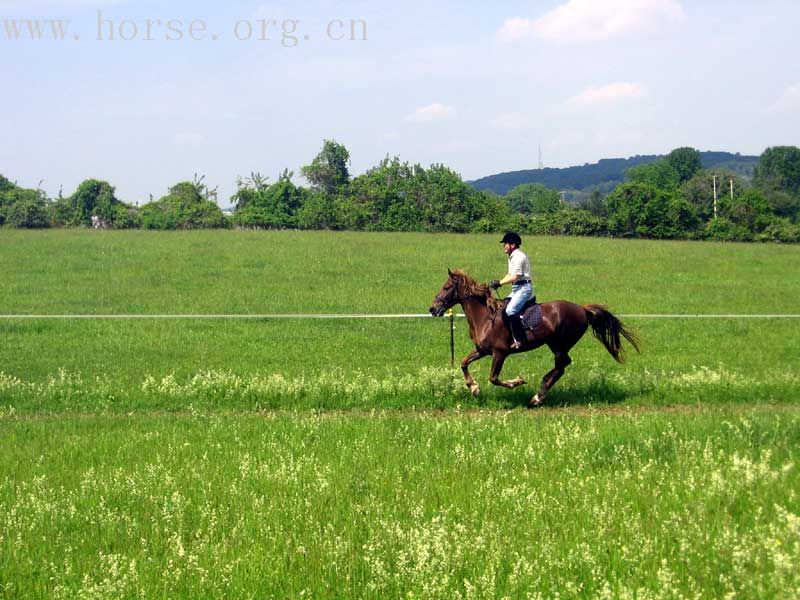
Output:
top-left (1, 10), bottom-right (369, 46)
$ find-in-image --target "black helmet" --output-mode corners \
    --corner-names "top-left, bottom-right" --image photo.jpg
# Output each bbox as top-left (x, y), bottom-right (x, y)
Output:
top-left (500, 231), bottom-right (522, 246)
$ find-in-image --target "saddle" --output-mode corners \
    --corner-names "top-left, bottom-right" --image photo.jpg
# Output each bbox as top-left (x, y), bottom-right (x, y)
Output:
top-left (500, 297), bottom-right (542, 332)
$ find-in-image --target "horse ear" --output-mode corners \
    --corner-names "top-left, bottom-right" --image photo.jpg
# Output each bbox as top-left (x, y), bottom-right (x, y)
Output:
top-left (447, 268), bottom-right (453, 277)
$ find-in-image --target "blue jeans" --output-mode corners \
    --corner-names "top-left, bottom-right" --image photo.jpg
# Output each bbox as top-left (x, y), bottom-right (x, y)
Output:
top-left (506, 282), bottom-right (533, 316)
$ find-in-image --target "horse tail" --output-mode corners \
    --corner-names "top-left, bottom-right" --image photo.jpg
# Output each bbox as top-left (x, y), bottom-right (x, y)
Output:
top-left (583, 304), bottom-right (640, 364)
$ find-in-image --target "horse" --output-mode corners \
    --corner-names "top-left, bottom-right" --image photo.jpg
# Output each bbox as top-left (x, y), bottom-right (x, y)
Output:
top-left (429, 269), bottom-right (640, 407)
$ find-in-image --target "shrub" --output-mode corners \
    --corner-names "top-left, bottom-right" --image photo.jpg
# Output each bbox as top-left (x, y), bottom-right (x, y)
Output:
top-left (232, 174), bottom-right (308, 229)
top-left (522, 209), bottom-right (608, 237)
top-left (606, 183), bottom-right (699, 239)
top-left (757, 217), bottom-right (800, 243)
top-left (703, 218), bottom-right (753, 242)
top-left (719, 188), bottom-right (773, 233)
top-left (52, 179), bottom-right (135, 228)
top-left (140, 181), bottom-right (228, 229)
top-left (504, 183), bottom-right (561, 215)
top-left (6, 198), bottom-right (50, 228)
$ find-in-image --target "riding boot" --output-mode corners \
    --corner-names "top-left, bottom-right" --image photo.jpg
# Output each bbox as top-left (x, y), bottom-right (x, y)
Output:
top-left (509, 315), bottom-right (527, 349)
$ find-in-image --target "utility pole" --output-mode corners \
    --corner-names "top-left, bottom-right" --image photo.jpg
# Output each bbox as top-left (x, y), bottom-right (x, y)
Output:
top-left (729, 178), bottom-right (734, 201)
top-left (712, 175), bottom-right (718, 220)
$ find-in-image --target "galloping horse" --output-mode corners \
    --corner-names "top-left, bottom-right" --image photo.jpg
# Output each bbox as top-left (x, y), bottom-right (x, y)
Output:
top-left (429, 269), bottom-right (639, 407)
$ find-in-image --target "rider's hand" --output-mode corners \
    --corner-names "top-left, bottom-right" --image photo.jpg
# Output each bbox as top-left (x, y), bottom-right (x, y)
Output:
top-left (490, 280), bottom-right (502, 290)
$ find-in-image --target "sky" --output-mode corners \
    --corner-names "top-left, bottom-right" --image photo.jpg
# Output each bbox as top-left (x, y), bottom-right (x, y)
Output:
top-left (2, 0), bottom-right (799, 206)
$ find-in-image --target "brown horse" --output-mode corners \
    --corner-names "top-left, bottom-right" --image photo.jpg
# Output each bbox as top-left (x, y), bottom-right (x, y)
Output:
top-left (429, 269), bottom-right (640, 407)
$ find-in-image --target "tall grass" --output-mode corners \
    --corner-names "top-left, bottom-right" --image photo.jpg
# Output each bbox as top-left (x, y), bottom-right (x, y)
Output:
top-left (1, 408), bottom-right (798, 598)
top-left (1, 231), bottom-right (799, 597)
top-left (0, 362), bottom-right (798, 414)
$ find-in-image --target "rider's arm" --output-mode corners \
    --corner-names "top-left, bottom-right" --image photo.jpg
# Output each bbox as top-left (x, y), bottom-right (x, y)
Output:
top-left (498, 274), bottom-right (519, 286)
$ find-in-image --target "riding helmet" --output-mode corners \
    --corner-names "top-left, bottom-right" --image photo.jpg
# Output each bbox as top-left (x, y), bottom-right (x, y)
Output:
top-left (500, 231), bottom-right (522, 245)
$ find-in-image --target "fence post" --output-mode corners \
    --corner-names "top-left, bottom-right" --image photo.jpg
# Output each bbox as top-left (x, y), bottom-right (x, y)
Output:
top-left (448, 307), bottom-right (455, 366)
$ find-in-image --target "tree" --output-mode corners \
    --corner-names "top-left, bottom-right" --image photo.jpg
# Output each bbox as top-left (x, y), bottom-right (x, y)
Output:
top-left (139, 178), bottom-right (227, 229)
top-left (754, 146), bottom-right (800, 196)
top-left (232, 170), bottom-right (308, 229)
top-left (606, 182), bottom-right (698, 239)
top-left (52, 179), bottom-right (134, 227)
top-left (344, 156), bottom-right (418, 231)
top-left (504, 183), bottom-right (561, 215)
top-left (522, 209), bottom-right (608, 237)
top-left (666, 147), bottom-right (702, 184)
top-left (301, 139), bottom-right (351, 196)
top-left (232, 172), bottom-right (270, 211)
top-left (626, 160), bottom-right (680, 192)
top-left (0, 174), bottom-right (15, 193)
top-left (759, 217), bottom-right (800, 243)
top-left (7, 198), bottom-right (50, 228)
top-left (334, 156), bottom-right (508, 233)
top-left (680, 169), bottom-right (747, 222)
top-left (576, 189), bottom-right (608, 217)
top-left (295, 191), bottom-right (338, 230)
top-left (0, 187), bottom-right (49, 228)
top-left (703, 217), bottom-right (753, 242)
top-left (719, 188), bottom-right (772, 232)
top-left (754, 146), bottom-right (800, 220)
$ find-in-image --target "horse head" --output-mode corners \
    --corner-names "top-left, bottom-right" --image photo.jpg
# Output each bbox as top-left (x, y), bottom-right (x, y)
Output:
top-left (429, 269), bottom-right (470, 317)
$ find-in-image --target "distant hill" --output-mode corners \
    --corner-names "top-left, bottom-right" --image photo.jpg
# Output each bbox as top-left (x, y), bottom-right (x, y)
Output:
top-left (469, 151), bottom-right (760, 197)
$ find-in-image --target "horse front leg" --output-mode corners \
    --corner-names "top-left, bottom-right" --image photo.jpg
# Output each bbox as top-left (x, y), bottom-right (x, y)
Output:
top-left (461, 349), bottom-right (487, 396)
top-left (489, 351), bottom-right (526, 389)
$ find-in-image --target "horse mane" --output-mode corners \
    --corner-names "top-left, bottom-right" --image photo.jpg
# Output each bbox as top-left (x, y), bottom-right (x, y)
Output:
top-left (451, 270), bottom-right (504, 313)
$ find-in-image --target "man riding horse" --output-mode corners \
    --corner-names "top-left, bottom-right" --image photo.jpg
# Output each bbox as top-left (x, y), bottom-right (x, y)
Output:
top-left (490, 232), bottom-right (534, 350)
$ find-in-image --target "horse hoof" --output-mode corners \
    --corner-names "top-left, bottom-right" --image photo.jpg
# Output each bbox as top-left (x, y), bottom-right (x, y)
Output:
top-left (530, 394), bottom-right (544, 407)
top-left (471, 385), bottom-right (481, 397)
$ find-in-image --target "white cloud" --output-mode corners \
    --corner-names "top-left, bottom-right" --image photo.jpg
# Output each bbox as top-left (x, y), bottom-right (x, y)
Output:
top-left (497, 17), bottom-right (536, 42)
top-left (567, 82), bottom-right (648, 110)
top-left (499, 0), bottom-right (685, 43)
top-left (769, 83), bottom-right (800, 113)
top-left (405, 103), bottom-right (456, 123)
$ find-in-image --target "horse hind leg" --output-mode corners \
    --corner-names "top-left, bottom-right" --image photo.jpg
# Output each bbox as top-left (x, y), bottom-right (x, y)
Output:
top-left (530, 352), bottom-right (572, 407)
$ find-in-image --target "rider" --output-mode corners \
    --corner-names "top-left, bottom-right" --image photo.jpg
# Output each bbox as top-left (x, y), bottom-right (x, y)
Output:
top-left (490, 232), bottom-right (534, 349)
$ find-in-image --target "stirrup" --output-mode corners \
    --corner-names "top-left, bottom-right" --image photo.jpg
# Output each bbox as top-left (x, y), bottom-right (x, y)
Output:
top-left (510, 338), bottom-right (522, 350)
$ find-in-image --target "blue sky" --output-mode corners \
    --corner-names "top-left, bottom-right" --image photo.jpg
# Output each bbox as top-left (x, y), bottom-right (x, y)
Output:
top-left (2, 0), bottom-right (799, 206)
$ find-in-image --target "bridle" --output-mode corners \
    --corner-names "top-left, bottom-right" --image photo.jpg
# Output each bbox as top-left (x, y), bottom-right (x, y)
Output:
top-left (435, 278), bottom-right (460, 310)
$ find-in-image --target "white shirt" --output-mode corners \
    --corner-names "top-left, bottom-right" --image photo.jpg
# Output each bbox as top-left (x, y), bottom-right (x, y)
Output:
top-left (507, 248), bottom-right (532, 281)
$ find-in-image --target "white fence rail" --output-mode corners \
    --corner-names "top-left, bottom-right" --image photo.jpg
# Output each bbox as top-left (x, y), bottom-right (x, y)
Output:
top-left (1, 314), bottom-right (799, 320)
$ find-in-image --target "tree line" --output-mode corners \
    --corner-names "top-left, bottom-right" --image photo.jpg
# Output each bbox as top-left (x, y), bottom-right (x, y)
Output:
top-left (470, 151), bottom-right (758, 197)
top-left (2, 142), bottom-right (799, 243)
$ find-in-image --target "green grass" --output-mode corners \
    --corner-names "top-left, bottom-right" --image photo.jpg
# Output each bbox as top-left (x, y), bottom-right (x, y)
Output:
top-left (1, 230), bottom-right (799, 411)
top-left (1, 229), bottom-right (799, 315)
top-left (2, 407), bottom-right (799, 598)
top-left (2, 231), bottom-right (800, 597)
top-left (0, 318), bottom-right (798, 413)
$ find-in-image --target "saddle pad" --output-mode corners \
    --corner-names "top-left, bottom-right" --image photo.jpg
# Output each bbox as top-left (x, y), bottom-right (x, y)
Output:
top-left (521, 303), bottom-right (542, 332)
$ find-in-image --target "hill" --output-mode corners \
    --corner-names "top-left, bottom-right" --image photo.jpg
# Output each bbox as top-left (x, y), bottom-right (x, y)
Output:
top-left (469, 151), bottom-right (759, 196)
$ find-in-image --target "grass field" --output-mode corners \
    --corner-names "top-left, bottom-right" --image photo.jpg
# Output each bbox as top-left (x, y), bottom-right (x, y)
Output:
top-left (1, 230), bottom-right (799, 597)
top-left (2, 408), bottom-right (799, 598)
top-left (1, 230), bottom-right (799, 411)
